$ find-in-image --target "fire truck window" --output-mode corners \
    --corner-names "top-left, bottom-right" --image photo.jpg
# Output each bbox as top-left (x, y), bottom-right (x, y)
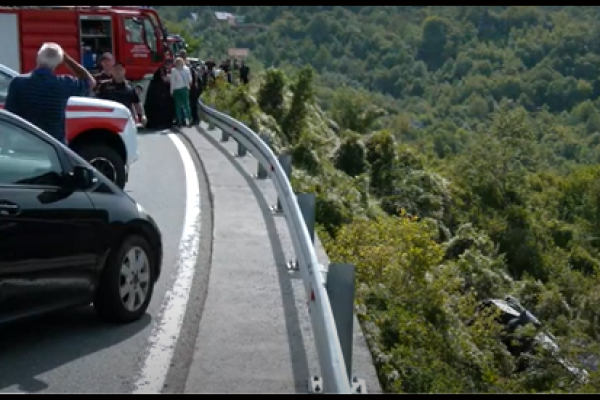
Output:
top-left (142, 19), bottom-right (157, 53)
top-left (125, 18), bottom-right (144, 44)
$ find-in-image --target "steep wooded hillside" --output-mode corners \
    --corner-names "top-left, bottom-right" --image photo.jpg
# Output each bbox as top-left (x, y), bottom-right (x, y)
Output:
top-left (160, 6), bottom-right (600, 393)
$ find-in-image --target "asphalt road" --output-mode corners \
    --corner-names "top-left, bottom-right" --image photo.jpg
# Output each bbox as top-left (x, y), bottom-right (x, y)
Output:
top-left (0, 126), bottom-right (382, 394)
top-left (0, 130), bottom-right (199, 394)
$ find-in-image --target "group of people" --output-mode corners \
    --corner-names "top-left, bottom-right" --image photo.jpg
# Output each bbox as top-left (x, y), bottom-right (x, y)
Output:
top-left (92, 52), bottom-right (146, 127)
top-left (144, 51), bottom-right (201, 130)
top-left (143, 54), bottom-right (251, 130)
top-left (202, 58), bottom-right (250, 86)
top-left (3, 41), bottom-right (252, 145)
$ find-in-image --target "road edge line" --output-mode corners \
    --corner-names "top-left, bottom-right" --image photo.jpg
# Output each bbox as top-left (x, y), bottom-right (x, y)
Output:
top-left (132, 133), bottom-right (201, 394)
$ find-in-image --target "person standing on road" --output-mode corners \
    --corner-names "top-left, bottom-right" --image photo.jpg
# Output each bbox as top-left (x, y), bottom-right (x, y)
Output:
top-left (4, 42), bottom-right (95, 144)
top-left (144, 58), bottom-right (174, 130)
top-left (179, 50), bottom-right (200, 125)
top-left (170, 57), bottom-right (192, 128)
top-left (96, 61), bottom-right (147, 127)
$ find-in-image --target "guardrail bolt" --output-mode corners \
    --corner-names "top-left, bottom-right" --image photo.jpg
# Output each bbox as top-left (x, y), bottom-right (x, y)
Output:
top-left (308, 376), bottom-right (323, 394)
top-left (351, 377), bottom-right (367, 394)
top-left (286, 259), bottom-right (299, 271)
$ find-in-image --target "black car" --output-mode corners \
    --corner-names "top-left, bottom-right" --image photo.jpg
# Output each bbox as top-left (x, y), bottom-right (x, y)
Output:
top-left (474, 296), bottom-right (588, 381)
top-left (0, 108), bottom-right (162, 325)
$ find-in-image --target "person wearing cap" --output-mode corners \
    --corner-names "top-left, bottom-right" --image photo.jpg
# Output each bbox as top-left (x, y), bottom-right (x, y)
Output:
top-left (96, 61), bottom-right (146, 127)
top-left (179, 50), bottom-right (200, 125)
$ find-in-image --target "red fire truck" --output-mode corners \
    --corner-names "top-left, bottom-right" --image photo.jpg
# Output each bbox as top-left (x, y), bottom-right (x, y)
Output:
top-left (0, 6), bottom-right (171, 83)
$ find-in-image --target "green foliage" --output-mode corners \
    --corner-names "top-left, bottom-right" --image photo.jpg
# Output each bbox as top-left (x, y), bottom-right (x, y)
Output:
top-left (281, 66), bottom-right (315, 144)
top-left (334, 132), bottom-right (368, 177)
top-left (330, 87), bottom-right (385, 135)
top-left (257, 68), bottom-right (286, 124)
top-left (164, 5), bottom-right (600, 393)
top-left (365, 130), bottom-right (397, 197)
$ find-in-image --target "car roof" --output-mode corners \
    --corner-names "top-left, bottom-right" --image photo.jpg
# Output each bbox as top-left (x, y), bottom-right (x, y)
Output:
top-left (0, 63), bottom-right (19, 77)
top-left (488, 299), bottom-right (520, 317)
top-left (0, 107), bottom-right (57, 141)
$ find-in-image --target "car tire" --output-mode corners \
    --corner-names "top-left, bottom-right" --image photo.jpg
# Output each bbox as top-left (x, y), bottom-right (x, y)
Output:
top-left (94, 235), bottom-right (156, 324)
top-left (74, 144), bottom-right (127, 188)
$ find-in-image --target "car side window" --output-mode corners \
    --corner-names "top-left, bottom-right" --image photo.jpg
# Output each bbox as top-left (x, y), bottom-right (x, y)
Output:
top-left (0, 120), bottom-right (63, 186)
top-left (0, 70), bottom-right (12, 103)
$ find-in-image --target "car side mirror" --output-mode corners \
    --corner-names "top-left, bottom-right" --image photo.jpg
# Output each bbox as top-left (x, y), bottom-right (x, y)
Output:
top-left (69, 165), bottom-right (97, 189)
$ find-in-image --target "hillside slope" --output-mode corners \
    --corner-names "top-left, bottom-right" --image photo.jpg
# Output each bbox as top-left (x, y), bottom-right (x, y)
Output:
top-left (162, 7), bottom-right (600, 393)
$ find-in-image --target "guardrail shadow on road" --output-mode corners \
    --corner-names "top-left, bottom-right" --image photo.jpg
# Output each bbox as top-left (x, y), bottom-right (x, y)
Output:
top-left (198, 100), bottom-right (357, 394)
top-left (135, 127), bottom-right (174, 136)
top-left (194, 124), bottom-right (310, 392)
top-left (0, 307), bottom-right (151, 393)
top-left (136, 126), bottom-right (202, 136)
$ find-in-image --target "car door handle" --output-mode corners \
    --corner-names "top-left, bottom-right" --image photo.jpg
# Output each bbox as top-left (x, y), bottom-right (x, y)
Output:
top-left (0, 202), bottom-right (20, 216)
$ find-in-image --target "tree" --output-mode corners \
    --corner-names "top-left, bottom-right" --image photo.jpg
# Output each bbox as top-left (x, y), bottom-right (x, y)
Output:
top-left (258, 68), bottom-right (287, 124)
top-left (166, 6), bottom-right (600, 393)
top-left (281, 66), bottom-right (315, 144)
top-left (334, 132), bottom-right (368, 177)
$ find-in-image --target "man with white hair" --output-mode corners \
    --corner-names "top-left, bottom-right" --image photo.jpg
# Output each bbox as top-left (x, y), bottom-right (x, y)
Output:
top-left (5, 42), bottom-right (96, 144)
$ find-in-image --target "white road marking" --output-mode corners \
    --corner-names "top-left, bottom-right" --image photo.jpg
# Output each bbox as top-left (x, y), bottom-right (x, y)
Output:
top-left (133, 133), bottom-right (201, 394)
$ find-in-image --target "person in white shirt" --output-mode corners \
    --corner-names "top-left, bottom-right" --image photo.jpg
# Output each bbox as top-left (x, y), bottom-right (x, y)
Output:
top-left (170, 57), bottom-right (192, 128)
top-left (179, 50), bottom-right (200, 124)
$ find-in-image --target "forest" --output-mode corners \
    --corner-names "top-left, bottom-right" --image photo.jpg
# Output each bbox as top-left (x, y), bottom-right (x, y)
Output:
top-left (158, 6), bottom-right (600, 393)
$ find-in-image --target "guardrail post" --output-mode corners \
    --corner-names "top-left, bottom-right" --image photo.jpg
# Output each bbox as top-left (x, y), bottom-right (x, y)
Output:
top-left (297, 193), bottom-right (316, 243)
top-left (255, 134), bottom-right (271, 179)
top-left (288, 193), bottom-right (316, 271)
top-left (207, 110), bottom-right (216, 130)
top-left (326, 263), bottom-right (356, 384)
top-left (270, 153), bottom-right (292, 213)
top-left (236, 139), bottom-right (247, 157)
top-left (221, 129), bottom-right (230, 142)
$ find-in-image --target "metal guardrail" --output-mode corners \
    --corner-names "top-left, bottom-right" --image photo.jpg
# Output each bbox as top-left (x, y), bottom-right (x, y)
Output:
top-left (198, 100), bottom-right (353, 394)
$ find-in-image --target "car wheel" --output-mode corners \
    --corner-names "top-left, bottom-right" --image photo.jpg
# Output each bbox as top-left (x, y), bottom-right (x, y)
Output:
top-left (74, 144), bottom-right (127, 188)
top-left (94, 235), bottom-right (155, 323)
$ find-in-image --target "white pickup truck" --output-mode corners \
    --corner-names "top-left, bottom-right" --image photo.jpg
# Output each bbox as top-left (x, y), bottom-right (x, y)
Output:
top-left (0, 63), bottom-right (138, 188)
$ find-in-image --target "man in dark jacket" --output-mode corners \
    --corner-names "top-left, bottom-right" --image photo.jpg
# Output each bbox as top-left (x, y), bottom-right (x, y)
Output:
top-left (96, 61), bottom-right (146, 127)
